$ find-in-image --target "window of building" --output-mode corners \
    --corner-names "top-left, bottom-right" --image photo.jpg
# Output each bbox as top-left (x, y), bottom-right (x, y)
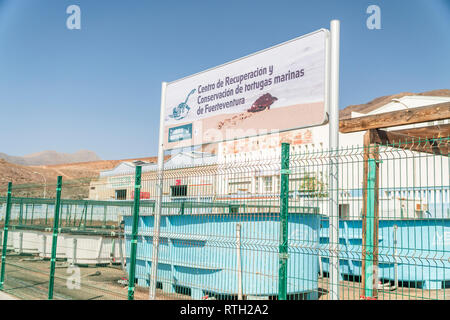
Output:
top-left (171, 185), bottom-right (187, 197)
top-left (228, 177), bottom-right (251, 194)
top-left (339, 204), bottom-right (350, 219)
top-left (228, 181), bottom-right (250, 194)
top-left (115, 189), bottom-right (127, 200)
top-left (261, 176), bottom-right (273, 193)
top-left (275, 176), bottom-right (280, 193)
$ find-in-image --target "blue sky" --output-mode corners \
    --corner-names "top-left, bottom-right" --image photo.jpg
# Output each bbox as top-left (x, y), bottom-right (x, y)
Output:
top-left (0, 0), bottom-right (449, 159)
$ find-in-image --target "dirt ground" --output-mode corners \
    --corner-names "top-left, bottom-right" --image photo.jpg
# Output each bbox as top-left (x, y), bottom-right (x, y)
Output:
top-left (0, 254), bottom-right (187, 300)
top-left (0, 155), bottom-right (162, 198)
top-left (317, 276), bottom-right (449, 300)
top-left (0, 254), bottom-right (447, 300)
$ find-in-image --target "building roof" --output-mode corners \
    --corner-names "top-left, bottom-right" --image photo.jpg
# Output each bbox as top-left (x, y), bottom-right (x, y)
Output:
top-left (345, 95), bottom-right (450, 134)
top-left (350, 95), bottom-right (450, 118)
top-left (340, 89), bottom-right (450, 120)
top-left (99, 151), bottom-right (217, 177)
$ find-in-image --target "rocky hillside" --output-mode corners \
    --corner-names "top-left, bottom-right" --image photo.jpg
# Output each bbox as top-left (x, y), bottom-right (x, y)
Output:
top-left (0, 156), bottom-right (159, 199)
top-left (0, 150), bottom-right (101, 166)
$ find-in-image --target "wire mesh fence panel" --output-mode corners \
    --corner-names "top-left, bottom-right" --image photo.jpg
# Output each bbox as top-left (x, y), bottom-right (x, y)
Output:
top-left (120, 145), bottom-right (335, 300)
top-left (0, 182), bottom-right (57, 300)
top-left (0, 174), bottom-right (133, 300)
top-left (129, 152), bottom-right (290, 300)
top-left (131, 136), bottom-right (448, 300)
top-left (372, 137), bottom-right (450, 300)
top-left (0, 135), bottom-right (448, 300)
top-left (46, 176), bottom-right (132, 300)
top-left (308, 136), bottom-right (449, 300)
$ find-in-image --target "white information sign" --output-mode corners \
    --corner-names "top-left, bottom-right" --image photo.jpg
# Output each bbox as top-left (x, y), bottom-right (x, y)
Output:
top-left (163, 29), bottom-right (329, 150)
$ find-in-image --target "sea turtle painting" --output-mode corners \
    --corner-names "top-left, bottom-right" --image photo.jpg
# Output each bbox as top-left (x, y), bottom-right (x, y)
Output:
top-left (247, 93), bottom-right (278, 113)
top-left (169, 89), bottom-right (196, 120)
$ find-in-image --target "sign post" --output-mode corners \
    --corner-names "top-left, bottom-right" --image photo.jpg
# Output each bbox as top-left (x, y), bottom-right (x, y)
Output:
top-left (149, 82), bottom-right (167, 300)
top-left (328, 19), bottom-right (340, 300)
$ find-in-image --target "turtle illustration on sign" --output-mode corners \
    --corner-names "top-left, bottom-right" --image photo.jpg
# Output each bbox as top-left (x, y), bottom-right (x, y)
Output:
top-left (247, 93), bottom-right (278, 113)
top-left (216, 93), bottom-right (279, 130)
top-left (169, 89), bottom-right (196, 120)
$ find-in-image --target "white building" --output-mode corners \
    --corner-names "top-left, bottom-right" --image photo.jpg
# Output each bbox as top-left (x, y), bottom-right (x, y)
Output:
top-left (91, 95), bottom-right (450, 220)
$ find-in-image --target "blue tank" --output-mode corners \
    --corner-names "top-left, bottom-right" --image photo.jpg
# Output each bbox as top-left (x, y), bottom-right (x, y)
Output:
top-left (124, 211), bottom-right (321, 299)
top-left (319, 217), bottom-right (450, 289)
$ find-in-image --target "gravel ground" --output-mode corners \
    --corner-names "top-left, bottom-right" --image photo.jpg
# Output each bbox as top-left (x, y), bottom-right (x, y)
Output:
top-left (1, 254), bottom-right (447, 300)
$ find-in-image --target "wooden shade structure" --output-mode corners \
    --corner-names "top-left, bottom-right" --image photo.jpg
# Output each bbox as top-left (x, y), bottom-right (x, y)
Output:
top-left (339, 102), bottom-right (449, 299)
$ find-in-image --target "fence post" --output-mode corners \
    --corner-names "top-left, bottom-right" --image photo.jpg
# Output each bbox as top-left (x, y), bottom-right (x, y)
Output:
top-left (362, 131), bottom-right (380, 299)
top-left (0, 182), bottom-right (13, 290)
top-left (364, 159), bottom-right (376, 297)
top-left (236, 223), bottom-right (243, 300)
top-left (278, 142), bottom-right (290, 300)
top-left (19, 199), bottom-right (23, 225)
top-left (48, 176), bottom-right (62, 300)
top-left (103, 205), bottom-right (107, 228)
top-left (45, 203), bottom-right (49, 225)
top-left (128, 165), bottom-right (142, 300)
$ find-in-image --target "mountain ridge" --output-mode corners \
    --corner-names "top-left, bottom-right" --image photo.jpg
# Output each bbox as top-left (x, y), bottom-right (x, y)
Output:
top-left (0, 150), bottom-right (101, 166)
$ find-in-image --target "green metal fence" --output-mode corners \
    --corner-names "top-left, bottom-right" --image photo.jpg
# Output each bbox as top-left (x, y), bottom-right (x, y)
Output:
top-left (0, 136), bottom-right (448, 300)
